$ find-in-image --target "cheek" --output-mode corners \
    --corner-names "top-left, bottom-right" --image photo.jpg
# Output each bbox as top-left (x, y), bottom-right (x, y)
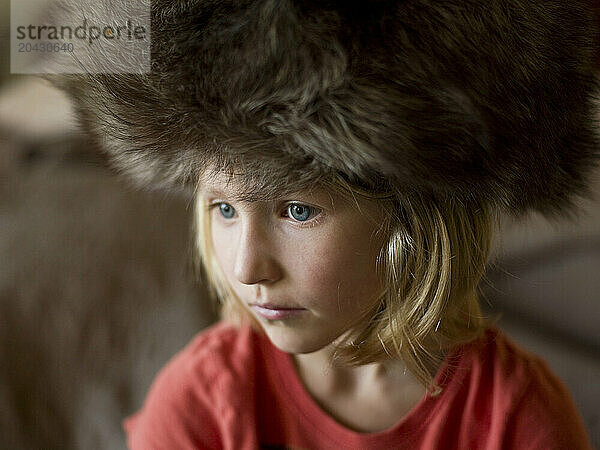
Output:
top-left (296, 238), bottom-right (382, 308)
top-left (211, 226), bottom-right (237, 278)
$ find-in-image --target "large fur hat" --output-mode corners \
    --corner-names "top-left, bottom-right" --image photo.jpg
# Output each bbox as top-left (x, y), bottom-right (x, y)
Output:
top-left (51, 0), bottom-right (600, 215)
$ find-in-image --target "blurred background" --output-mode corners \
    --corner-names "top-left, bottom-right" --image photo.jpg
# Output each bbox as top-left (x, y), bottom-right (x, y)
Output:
top-left (0, 1), bottom-right (599, 448)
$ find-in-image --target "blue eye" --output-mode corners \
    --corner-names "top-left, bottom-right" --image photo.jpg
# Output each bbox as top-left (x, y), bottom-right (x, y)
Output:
top-left (218, 202), bottom-right (235, 219)
top-left (287, 203), bottom-right (312, 222)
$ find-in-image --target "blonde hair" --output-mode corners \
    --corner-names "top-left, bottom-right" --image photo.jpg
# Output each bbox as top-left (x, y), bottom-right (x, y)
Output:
top-left (194, 176), bottom-right (496, 393)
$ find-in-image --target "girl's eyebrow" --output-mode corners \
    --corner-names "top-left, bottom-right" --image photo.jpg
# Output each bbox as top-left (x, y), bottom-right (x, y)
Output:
top-left (201, 187), bottom-right (260, 205)
top-left (200, 186), bottom-right (227, 197)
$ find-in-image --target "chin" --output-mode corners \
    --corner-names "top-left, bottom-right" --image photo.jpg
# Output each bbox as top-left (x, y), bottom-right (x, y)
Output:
top-left (260, 323), bottom-right (333, 355)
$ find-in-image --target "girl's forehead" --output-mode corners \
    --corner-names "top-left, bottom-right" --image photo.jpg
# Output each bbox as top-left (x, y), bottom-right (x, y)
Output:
top-left (198, 167), bottom-right (330, 202)
top-left (199, 174), bottom-right (333, 206)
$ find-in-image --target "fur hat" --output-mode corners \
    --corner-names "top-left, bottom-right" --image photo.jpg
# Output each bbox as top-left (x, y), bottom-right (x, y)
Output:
top-left (51, 0), bottom-right (600, 215)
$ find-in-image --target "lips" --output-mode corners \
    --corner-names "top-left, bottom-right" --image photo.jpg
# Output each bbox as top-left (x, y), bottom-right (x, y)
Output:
top-left (249, 303), bottom-right (307, 321)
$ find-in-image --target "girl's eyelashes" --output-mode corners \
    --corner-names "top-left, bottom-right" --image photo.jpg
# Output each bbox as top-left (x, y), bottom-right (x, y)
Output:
top-left (283, 203), bottom-right (322, 224)
top-left (211, 202), bottom-right (235, 219)
top-left (208, 201), bottom-right (236, 219)
top-left (218, 202), bottom-right (236, 219)
top-left (207, 200), bottom-right (323, 225)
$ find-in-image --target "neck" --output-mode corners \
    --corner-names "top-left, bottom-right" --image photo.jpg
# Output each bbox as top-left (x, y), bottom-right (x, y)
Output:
top-left (291, 340), bottom-right (429, 433)
top-left (292, 338), bottom-right (422, 401)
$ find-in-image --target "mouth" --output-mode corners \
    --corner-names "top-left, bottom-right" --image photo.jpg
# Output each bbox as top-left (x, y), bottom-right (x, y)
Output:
top-left (248, 303), bottom-right (307, 321)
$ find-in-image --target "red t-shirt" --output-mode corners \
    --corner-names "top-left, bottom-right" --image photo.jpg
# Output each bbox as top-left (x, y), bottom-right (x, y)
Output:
top-left (123, 322), bottom-right (592, 449)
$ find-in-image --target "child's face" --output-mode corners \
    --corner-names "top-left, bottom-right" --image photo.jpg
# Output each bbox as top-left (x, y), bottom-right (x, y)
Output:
top-left (200, 173), bottom-right (387, 355)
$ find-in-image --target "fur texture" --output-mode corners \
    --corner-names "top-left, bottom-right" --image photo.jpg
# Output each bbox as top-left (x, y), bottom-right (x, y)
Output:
top-left (52, 0), bottom-right (600, 215)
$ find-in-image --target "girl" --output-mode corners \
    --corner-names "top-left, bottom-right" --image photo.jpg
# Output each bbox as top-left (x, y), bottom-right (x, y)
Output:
top-left (52, 0), bottom-right (598, 448)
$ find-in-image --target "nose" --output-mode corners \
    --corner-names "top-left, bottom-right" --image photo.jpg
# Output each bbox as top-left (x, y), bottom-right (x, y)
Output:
top-left (233, 219), bottom-right (282, 285)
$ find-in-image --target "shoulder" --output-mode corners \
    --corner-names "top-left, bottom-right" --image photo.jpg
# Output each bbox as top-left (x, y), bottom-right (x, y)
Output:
top-left (459, 327), bottom-right (578, 410)
top-left (475, 327), bottom-right (550, 381)
top-left (451, 328), bottom-right (592, 449)
top-left (172, 320), bottom-right (260, 377)
top-left (454, 327), bottom-right (564, 390)
top-left (124, 321), bottom-right (263, 449)
top-left (148, 321), bottom-right (259, 397)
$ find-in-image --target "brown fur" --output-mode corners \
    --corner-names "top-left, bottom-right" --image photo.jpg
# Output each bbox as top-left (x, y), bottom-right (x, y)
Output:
top-left (50, 0), bottom-right (600, 215)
